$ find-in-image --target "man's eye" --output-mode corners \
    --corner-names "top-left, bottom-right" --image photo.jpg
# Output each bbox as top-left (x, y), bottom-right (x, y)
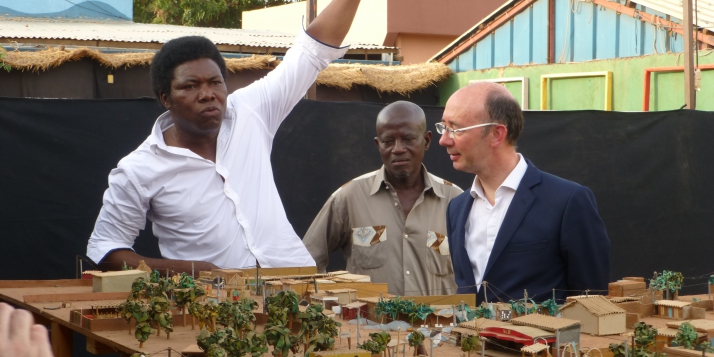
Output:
top-left (382, 140), bottom-right (393, 145)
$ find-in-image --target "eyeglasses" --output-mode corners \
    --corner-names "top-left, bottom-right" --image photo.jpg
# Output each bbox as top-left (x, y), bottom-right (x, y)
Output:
top-left (435, 122), bottom-right (499, 138)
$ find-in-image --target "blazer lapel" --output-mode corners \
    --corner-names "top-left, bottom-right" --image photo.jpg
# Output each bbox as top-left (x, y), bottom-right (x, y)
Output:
top-left (482, 161), bottom-right (541, 278)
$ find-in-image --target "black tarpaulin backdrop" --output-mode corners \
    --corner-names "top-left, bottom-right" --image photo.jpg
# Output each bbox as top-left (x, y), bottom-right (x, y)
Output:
top-left (1, 97), bottom-right (713, 294)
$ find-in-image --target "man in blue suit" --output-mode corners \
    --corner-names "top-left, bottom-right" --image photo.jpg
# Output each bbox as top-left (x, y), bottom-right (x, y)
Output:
top-left (437, 82), bottom-right (610, 304)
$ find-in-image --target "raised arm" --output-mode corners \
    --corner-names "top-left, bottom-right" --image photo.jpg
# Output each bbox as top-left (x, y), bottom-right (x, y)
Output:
top-left (306, 0), bottom-right (361, 47)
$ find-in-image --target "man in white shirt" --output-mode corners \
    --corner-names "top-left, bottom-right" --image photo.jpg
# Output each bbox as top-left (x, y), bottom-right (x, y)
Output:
top-left (87, 0), bottom-right (361, 274)
top-left (438, 82), bottom-right (610, 304)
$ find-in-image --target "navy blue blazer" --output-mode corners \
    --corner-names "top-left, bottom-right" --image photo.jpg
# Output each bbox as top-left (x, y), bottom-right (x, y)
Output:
top-left (446, 159), bottom-right (611, 304)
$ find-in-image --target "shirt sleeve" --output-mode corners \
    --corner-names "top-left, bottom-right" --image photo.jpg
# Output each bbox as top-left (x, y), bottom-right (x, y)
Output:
top-left (228, 28), bottom-right (349, 136)
top-left (560, 185), bottom-right (611, 291)
top-left (86, 166), bottom-right (150, 264)
top-left (302, 191), bottom-right (351, 273)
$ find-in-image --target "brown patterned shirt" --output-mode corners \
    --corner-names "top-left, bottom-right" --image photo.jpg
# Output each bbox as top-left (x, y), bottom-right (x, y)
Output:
top-left (303, 166), bottom-right (463, 296)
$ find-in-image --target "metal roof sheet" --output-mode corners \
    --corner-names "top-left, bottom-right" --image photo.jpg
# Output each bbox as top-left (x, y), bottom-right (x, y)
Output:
top-left (657, 327), bottom-right (706, 338)
top-left (458, 318), bottom-right (511, 331)
top-left (632, 0), bottom-right (714, 29)
top-left (654, 300), bottom-right (692, 308)
top-left (666, 319), bottom-right (714, 332)
top-left (510, 314), bottom-right (580, 332)
top-left (0, 16), bottom-right (393, 51)
top-left (562, 295), bottom-right (626, 316)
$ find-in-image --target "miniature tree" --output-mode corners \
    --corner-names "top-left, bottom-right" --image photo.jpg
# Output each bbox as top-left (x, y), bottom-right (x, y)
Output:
top-left (608, 342), bottom-right (630, 357)
top-left (118, 299), bottom-right (154, 348)
top-left (461, 334), bottom-right (482, 357)
top-left (407, 330), bottom-right (425, 356)
top-left (357, 340), bottom-right (383, 354)
top-left (540, 299), bottom-right (559, 316)
top-left (357, 331), bottom-right (390, 357)
top-left (611, 322), bottom-right (663, 357)
top-left (149, 294), bottom-right (173, 339)
top-left (185, 285), bottom-right (207, 330)
top-left (217, 298), bottom-right (257, 338)
top-left (235, 331), bottom-right (268, 357)
top-left (297, 304), bottom-right (341, 354)
top-left (197, 327), bottom-right (239, 357)
top-left (266, 290), bottom-right (300, 328)
top-left (650, 270), bottom-right (684, 299)
top-left (130, 277), bottom-right (148, 301)
top-left (509, 299), bottom-right (537, 316)
top-left (264, 324), bottom-right (293, 357)
top-left (674, 322), bottom-right (698, 349)
top-left (474, 305), bottom-right (493, 319)
top-left (408, 303), bottom-right (435, 326)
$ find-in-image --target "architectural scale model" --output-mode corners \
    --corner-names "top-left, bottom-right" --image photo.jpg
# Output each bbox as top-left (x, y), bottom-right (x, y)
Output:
top-left (31, 267), bottom-right (711, 357)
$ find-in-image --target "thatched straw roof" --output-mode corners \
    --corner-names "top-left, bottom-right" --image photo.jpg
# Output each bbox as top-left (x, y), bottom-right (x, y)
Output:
top-left (0, 47), bottom-right (451, 94)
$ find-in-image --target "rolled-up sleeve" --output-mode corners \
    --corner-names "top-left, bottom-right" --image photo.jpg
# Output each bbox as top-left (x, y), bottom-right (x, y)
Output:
top-left (86, 166), bottom-right (149, 264)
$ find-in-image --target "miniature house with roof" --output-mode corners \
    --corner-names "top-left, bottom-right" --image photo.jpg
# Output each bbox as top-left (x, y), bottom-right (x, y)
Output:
top-left (341, 302), bottom-right (368, 320)
top-left (560, 295), bottom-right (626, 335)
top-left (654, 300), bottom-right (692, 320)
top-left (510, 314), bottom-right (581, 346)
top-left (656, 327), bottom-right (707, 349)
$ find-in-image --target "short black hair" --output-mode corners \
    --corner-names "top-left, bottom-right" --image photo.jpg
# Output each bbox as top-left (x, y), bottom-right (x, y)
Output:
top-left (485, 90), bottom-right (524, 145)
top-left (150, 36), bottom-right (228, 99)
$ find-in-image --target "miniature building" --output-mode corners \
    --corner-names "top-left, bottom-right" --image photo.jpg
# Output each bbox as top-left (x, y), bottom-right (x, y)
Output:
top-left (311, 295), bottom-right (339, 310)
top-left (90, 270), bottom-right (148, 292)
top-left (341, 302), bottom-right (368, 320)
top-left (326, 288), bottom-right (357, 305)
top-left (667, 319), bottom-right (714, 333)
top-left (510, 314), bottom-right (581, 346)
top-left (654, 300), bottom-right (692, 319)
top-left (609, 279), bottom-right (649, 298)
top-left (656, 328), bottom-right (707, 349)
top-left (560, 295), bottom-right (626, 335)
top-left (329, 273), bottom-right (371, 283)
top-left (480, 325), bottom-right (556, 346)
top-left (521, 343), bottom-right (550, 357)
top-left (136, 260), bottom-right (152, 275)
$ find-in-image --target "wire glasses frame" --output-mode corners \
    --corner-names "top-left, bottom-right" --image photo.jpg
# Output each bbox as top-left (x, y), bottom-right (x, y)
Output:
top-left (435, 122), bottom-right (500, 138)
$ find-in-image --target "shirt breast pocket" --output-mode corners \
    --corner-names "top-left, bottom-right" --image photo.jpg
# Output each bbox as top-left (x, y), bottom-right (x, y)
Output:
top-left (425, 231), bottom-right (454, 276)
top-left (351, 225), bottom-right (387, 270)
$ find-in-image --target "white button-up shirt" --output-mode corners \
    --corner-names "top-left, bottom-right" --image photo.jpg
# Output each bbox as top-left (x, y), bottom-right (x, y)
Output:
top-left (87, 30), bottom-right (348, 268)
top-left (465, 154), bottom-right (528, 289)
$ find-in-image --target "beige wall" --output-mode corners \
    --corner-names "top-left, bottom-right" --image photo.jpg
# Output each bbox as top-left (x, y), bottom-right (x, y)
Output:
top-left (395, 33), bottom-right (457, 64)
top-left (242, 0), bottom-right (387, 47)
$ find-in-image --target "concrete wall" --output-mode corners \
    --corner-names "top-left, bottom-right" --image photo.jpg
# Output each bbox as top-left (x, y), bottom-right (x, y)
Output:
top-left (438, 52), bottom-right (714, 111)
top-left (0, 0), bottom-right (131, 20)
top-left (395, 34), bottom-right (457, 64)
top-left (242, 0), bottom-right (387, 47)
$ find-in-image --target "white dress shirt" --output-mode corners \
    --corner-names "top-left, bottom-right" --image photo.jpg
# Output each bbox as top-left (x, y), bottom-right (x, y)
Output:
top-left (465, 154), bottom-right (528, 290)
top-left (87, 30), bottom-right (348, 268)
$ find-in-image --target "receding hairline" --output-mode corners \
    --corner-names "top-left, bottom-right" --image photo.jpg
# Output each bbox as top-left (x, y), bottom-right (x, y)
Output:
top-left (376, 101), bottom-right (427, 133)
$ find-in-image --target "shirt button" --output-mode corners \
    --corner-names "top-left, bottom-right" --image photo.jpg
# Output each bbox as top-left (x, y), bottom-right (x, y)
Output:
top-left (404, 234), bottom-right (408, 239)
top-left (406, 271), bottom-right (410, 275)
top-left (394, 202), bottom-right (398, 206)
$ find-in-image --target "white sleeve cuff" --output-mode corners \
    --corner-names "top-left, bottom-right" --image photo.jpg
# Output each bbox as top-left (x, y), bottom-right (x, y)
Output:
top-left (295, 29), bottom-right (350, 64)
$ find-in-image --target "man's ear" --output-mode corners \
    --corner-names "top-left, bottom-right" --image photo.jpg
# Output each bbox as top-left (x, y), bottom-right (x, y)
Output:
top-left (159, 92), bottom-right (171, 109)
top-left (423, 131), bottom-right (432, 151)
top-left (490, 124), bottom-right (508, 147)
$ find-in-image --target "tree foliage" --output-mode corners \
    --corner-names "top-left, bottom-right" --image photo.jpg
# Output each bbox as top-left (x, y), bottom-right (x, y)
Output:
top-left (133, 0), bottom-right (303, 29)
top-left (650, 270), bottom-right (684, 294)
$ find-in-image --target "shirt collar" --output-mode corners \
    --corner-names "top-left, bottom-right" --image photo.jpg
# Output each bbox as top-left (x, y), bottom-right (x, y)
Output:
top-left (148, 107), bottom-right (236, 153)
top-left (370, 164), bottom-right (442, 197)
top-left (470, 153), bottom-right (528, 198)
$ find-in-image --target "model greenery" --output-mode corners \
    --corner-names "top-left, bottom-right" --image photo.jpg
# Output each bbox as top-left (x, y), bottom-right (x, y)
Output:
top-left (358, 331), bottom-right (391, 356)
top-left (461, 334), bottom-right (482, 357)
top-left (540, 299), bottom-right (559, 316)
top-left (375, 296), bottom-right (436, 325)
top-left (609, 322), bottom-right (663, 357)
top-left (509, 299), bottom-right (537, 316)
top-left (408, 330), bottom-right (425, 356)
top-left (674, 322), bottom-right (698, 349)
top-left (650, 270), bottom-right (684, 297)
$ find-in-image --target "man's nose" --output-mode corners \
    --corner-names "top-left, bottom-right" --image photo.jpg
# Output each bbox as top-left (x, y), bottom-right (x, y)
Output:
top-left (198, 85), bottom-right (215, 101)
top-left (392, 140), bottom-right (407, 153)
top-left (438, 132), bottom-right (453, 146)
